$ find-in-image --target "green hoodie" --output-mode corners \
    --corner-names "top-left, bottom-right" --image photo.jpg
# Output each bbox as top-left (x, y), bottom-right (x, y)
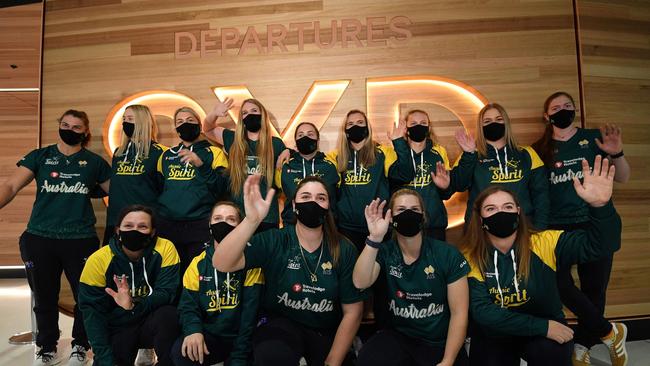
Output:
top-left (179, 244), bottom-right (263, 366)
top-left (390, 138), bottom-right (452, 230)
top-left (465, 203), bottom-right (621, 338)
top-left (106, 141), bottom-right (167, 228)
top-left (452, 145), bottom-right (550, 229)
top-left (275, 150), bottom-right (340, 223)
top-left (156, 140), bottom-right (229, 221)
top-left (78, 236), bottom-right (180, 366)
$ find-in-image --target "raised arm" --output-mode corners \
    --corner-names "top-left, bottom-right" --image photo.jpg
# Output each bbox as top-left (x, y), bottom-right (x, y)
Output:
top-left (352, 198), bottom-right (390, 289)
top-left (203, 97), bottom-right (234, 145)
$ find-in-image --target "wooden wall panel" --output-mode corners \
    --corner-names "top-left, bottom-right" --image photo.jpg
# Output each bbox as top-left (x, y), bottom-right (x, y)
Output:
top-left (0, 3), bottom-right (42, 89)
top-left (578, 0), bottom-right (650, 318)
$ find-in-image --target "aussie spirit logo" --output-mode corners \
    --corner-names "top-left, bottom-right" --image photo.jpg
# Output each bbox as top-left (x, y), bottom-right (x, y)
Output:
top-left (389, 299), bottom-right (444, 319)
top-left (168, 164), bottom-right (196, 180)
top-left (489, 286), bottom-right (530, 307)
top-left (344, 166), bottom-right (371, 185)
top-left (40, 180), bottom-right (89, 194)
top-left (116, 160), bottom-right (145, 175)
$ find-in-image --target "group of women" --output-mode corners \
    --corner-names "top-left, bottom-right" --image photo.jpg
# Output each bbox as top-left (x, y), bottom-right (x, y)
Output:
top-left (0, 91), bottom-right (631, 366)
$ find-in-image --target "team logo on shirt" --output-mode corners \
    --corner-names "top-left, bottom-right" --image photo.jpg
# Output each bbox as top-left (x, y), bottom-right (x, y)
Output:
top-left (40, 180), bottom-right (89, 194)
top-left (287, 255), bottom-right (301, 270)
top-left (44, 158), bottom-right (59, 165)
top-left (116, 159), bottom-right (145, 175)
top-left (489, 163), bottom-right (523, 183)
top-left (292, 283), bottom-right (303, 292)
top-left (292, 172), bottom-right (324, 186)
top-left (321, 261), bottom-right (332, 275)
top-left (389, 299), bottom-right (444, 319)
top-left (344, 166), bottom-right (371, 185)
top-left (276, 292), bottom-right (334, 313)
top-left (424, 265), bottom-right (435, 279)
top-left (50, 172), bottom-right (59, 178)
top-left (395, 290), bottom-right (406, 299)
top-left (388, 264), bottom-right (403, 279)
top-left (489, 286), bottom-right (530, 308)
top-left (167, 164), bottom-right (196, 180)
top-left (554, 161), bottom-right (564, 168)
top-left (579, 139), bottom-right (589, 148)
top-left (78, 160), bottom-right (88, 167)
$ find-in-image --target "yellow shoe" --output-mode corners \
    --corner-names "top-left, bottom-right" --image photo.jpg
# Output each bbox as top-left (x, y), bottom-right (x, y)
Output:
top-left (572, 344), bottom-right (591, 366)
top-left (602, 322), bottom-right (628, 366)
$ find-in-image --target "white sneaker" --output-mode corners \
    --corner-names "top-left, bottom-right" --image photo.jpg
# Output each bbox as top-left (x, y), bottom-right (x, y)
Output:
top-left (67, 345), bottom-right (90, 366)
top-left (134, 348), bottom-right (156, 366)
top-left (33, 348), bottom-right (63, 366)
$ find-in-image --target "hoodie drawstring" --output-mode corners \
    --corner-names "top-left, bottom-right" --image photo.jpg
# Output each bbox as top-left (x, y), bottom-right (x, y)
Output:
top-left (492, 145), bottom-right (509, 177)
top-left (128, 263), bottom-right (135, 297)
top-left (410, 149), bottom-right (425, 188)
top-left (493, 249), bottom-right (521, 308)
top-left (510, 250), bottom-right (520, 295)
top-left (213, 269), bottom-right (231, 309)
top-left (142, 257), bottom-right (153, 296)
top-left (353, 150), bottom-right (358, 181)
top-left (302, 158), bottom-right (316, 179)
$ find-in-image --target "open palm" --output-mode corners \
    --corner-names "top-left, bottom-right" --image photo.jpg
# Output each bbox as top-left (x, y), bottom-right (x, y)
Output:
top-left (595, 123), bottom-right (623, 156)
top-left (574, 155), bottom-right (615, 207)
top-left (431, 161), bottom-right (450, 189)
top-left (365, 198), bottom-right (391, 242)
top-left (455, 129), bottom-right (476, 153)
top-left (243, 174), bottom-right (275, 224)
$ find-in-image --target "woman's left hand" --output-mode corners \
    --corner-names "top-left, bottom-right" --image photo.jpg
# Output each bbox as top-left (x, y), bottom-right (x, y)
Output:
top-left (178, 149), bottom-right (203, 167)
top-left (574, 155), bottom-right (615, 207)
top-left (595, 123), bottom-right (623, 156)
top-left (105, 274), bottom-right (134, 310)
top-left (431, 161), bottom-right (450, 189)
top-left (276, 149), bottom-right (291, 169)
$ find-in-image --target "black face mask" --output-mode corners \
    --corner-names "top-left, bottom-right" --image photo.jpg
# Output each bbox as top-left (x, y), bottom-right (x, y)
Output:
top-left (122, 122), bottom-right (135, 138)
top-left (392, 209), bottom-right (424, 237)
top-left (345, 125), bottom-right (369, 144)
top-left (176, 122), bottom-right (201, 142)
top-left (481, 211), bottom-right (519, 238)
top-left (59, 128), bottom-right (85, 146)
top-left (294, 201), bottom-right (328, 228)
top-left (296, 136), bottom-right (318, 155)
top-left (482, 122), bottom-right (506, 142)
top-left (243, 113), bottom-right (262, 132)
top-left (549, 109), bottom-right (575, 129)
top-left (407, 124), bottom-right (429, 143)
top-left (119, 230), bottom-right (152, 252)
top-left (209, 222), bottom-right (236, 243)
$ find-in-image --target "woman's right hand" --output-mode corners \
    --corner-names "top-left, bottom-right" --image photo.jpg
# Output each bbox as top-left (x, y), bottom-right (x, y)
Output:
top-left (455, 128), bottom-right (476, 153)
top-left (546, 320), bottom-right (574, 344)
top-left (204, 97), bottom-right (234, 132)
top-left (243, 174), bottom-right (275, 225)
top-left (181, 333), bottom-right (210, 364)
top-left (364, 198), bottom-right (391, 242)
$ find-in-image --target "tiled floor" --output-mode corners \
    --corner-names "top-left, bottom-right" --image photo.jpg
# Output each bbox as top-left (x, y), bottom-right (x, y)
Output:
top-left (0, 278), bottom-right (648, 365)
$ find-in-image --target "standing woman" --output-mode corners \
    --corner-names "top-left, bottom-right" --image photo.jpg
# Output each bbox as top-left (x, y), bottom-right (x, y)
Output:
top-left (213, 175), bottom-right (366, 366)
top-left (156, 106), bottom-right (229, 271)
top-left (105, 104), bottom-right (167, 243)
top-left (353, 190), bottom-right (469, 366)
top-left (532, 91), bottom-right (630, 365)
top-left (276, 122), bottom-right (339, 223)
top-left (452, 103), bottom-right (549, 229)
top-left (203, 98), bottom-right (286, 232)
top-left (0, 110), bottom-right (111, 365)
top-left (460, 157), bottom-right (621, 366)
top-left (390, 110), bottom-right (454, 240)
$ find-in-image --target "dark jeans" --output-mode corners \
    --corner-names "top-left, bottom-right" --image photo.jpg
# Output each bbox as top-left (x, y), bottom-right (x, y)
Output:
top-left (19, 231), bottom-right (98, 351)
top-left (357, 329), bottom-right (468, 366)
top-left (551, 222), bottom-right (613, 348)
top-left (171, 332), bottom-right (234, 366)
top-left (253, 316), bottom-right (351, 366)
top-left (157, 217), bottom-right (211, 273)
top-left (107, 305), bottom-right (179, 366)
top-left (469, 331), bottom-right (572, 366)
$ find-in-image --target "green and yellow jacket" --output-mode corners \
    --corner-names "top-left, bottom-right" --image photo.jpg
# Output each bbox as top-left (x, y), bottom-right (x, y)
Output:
top-left (465, 203), bottom-right (621, 338)
top-left (78, 237), bottom-right (180, 366)
top-left (156, 140), bottom-right (229, 221)
top-left (179, 244), bottom-right (263, 366)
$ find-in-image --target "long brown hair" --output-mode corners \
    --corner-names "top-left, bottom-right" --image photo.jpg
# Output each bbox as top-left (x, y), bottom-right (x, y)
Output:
top-left (228, 99), bottom-right (275, 196)
top-left (532, 91), bottom-right (576, 167)
top-left (389, 188), bottom-right (429, 238)
top-left (292, 176), bottom-right (342, 266)
top-left (335, 109), bottom-right (377, 173)
top-left (459, 186), bottom-right (535, 281)
top-left (404, 109), bottom-right (438, 144)
top-left (58, 110), bottom-right (91, 148)
top-left (115, 104), bottom-right (157, 158)
top-left (475, 103), bottom-right (519, 157)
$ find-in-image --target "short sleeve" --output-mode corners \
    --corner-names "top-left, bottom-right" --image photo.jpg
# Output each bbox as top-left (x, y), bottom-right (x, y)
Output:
top-left (444, 245), bottom-right (470, 284)
top-left (272, 137), bottom-right (286, 160)
top-left (17, 149), bottom-right (40, 173)
top-left (96, 156), bottom-right (112, 183)
top-left (243, 228), bottom-right (282, 269)
top-left (338, 241), bottom-right (368, 304)
top-left (222, 129), bottom-right (235, 152)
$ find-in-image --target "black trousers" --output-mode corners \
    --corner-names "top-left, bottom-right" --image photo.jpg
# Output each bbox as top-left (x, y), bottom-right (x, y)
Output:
top-left (357, 329), bottom-right (468, 366)
top-left (551, 222), bottom-right (613, 348)
top-left (171, 332), bottom-right (235, 366)
top-left (19, 231), bottom-right (98, 351)
top-left (253, 316), bottom-right (351, 366)
top-left (107, 305), bottom-right (179, 366)
top-left (469, 331), bottom-right (572, 366)
top-left (157, 217), bottom-right (211, 273)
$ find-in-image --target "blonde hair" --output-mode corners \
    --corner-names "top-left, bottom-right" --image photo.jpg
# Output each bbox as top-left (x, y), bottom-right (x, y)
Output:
top-left (115, 105), bottom-right (156, 158)
top-left (475, 103), bottom-right (519, 157)
top-left (404, 109), bottom-right (438, 144)
top-left (228, 99), bottom-right (275, 196)
top-left (459, 186), bottom-right (534, 282)
top-left (336, 109), bottom-right (377, 173)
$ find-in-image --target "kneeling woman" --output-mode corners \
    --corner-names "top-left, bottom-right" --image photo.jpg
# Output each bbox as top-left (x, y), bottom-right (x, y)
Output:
top-left (214, 175), bottom-right (365, 366)
top-left (460, 156), bottom-right (621, 366)
top-left (353, 189), bottom-right (469, 366)
top-left (79, 205), bottom-right (181, 366)
top-left (172, 201), bottom-right (263, 366)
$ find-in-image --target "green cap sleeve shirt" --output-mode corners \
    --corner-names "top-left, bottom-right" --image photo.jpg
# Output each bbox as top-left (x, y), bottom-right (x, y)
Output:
top-left (222, 129), bottom-right (286, 225)
top-left (18, 145), bottom-right (111, 239)
top-left (376, 237), bottom-right (469, 345)
top-left (243, 226), bottom-right (367, 330)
